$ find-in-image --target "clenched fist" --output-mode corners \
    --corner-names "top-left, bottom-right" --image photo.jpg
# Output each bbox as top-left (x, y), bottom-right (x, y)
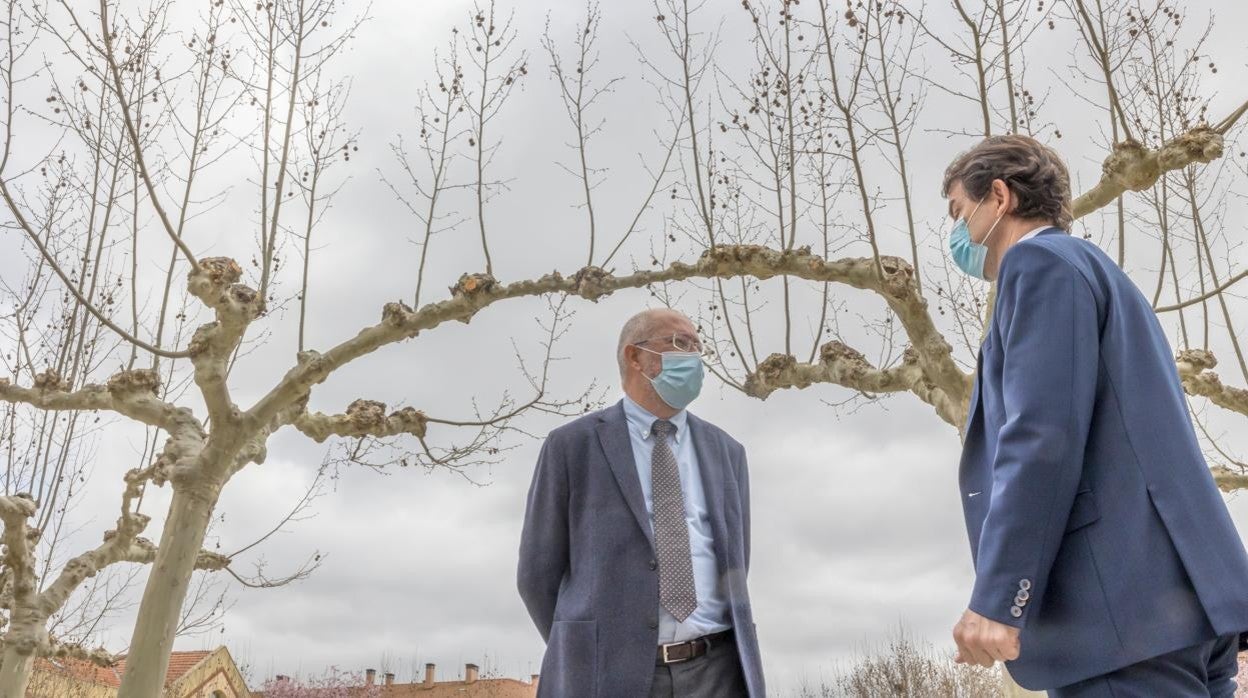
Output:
top-left (953, 608), bottom-right (1021, 668)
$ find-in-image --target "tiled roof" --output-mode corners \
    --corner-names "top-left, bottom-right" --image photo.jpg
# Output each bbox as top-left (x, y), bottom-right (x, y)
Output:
top-left (34, 656), bottom-right (123, 688)
top-left (113, 649), bottom-right (213, 687)
top-left (40, 649), bottom-right (214, 689)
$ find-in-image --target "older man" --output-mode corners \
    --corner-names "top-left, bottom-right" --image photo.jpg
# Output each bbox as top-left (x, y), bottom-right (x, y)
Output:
top-left (944, 134), bottom-right (1248, 696)
top-left (517, 308), bottom-right (763, 698)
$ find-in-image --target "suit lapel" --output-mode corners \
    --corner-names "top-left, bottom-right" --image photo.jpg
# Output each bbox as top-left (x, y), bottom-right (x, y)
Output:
top-left (595, 402), bottom-right (654, 546)
top-left (963, 348), bottom-right (985, 440)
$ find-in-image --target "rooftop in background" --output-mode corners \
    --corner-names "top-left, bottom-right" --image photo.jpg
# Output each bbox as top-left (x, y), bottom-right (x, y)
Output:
top-left (31, 647), bottom-right (250, 697)
top-left (112, 650), bottom-right (214, 688)
top-left (35, 649), bottom-right (211, 690)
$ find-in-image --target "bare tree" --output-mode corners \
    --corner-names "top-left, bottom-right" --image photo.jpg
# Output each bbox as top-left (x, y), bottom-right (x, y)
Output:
top-left (0, 0), bottom-right (339, 693)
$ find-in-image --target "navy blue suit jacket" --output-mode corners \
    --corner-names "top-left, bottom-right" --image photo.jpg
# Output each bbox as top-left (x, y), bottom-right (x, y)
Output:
top-left (961, 228), bottom-right (1248, 689)
top-left (518, 401), bottom-right (764, 697)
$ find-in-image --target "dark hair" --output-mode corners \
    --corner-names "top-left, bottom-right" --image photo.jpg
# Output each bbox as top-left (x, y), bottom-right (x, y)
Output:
top-left (941, 134), bottom-right (1073, 229)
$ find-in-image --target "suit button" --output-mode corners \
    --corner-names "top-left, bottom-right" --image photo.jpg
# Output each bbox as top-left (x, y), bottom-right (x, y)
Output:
top-left (648, 559), bottom-right (657, 571)
top-left (1019, 579), bottom-right (1032, 591)
top-left (1010, 605), bottom-right (1023, 618)
top-left (649, 619), bottom-right (658, 629)
top-left (1016, 589), bottom-right (1030, 603)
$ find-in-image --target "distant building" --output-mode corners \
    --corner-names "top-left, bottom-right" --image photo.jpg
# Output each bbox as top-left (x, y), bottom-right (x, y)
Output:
top-left (27, 649), bottom-right (538, 698)
top-left (28, 646), bottom-right (250, 697)
top-left (255, 663), bottom-right (539, 698)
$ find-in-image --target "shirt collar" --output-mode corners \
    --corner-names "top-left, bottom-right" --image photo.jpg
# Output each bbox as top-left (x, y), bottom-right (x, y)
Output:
top-left (621, 395), bottom-right (687, 443)
top-left (1019, 225), bottom-right (1052, 242)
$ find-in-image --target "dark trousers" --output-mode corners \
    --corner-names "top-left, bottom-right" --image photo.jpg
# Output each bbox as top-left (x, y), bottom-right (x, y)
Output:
top-left (649, 634), bottom-right (749, 698)
top-left (1050, 634), bottom-right (1239, 697)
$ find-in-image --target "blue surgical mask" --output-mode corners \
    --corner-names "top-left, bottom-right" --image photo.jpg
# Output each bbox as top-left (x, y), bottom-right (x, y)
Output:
top-left (638, 349), bottom-right (704, 410)
top-left (949, 198), bottom-right (1004, 281)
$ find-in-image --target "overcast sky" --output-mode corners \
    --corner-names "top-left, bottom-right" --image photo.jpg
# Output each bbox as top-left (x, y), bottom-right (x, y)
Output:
top-left (6, 0), bottom-right (1248, 694)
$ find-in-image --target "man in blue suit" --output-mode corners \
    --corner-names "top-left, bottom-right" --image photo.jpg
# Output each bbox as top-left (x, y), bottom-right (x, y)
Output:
top-left (517, 308), bottom-right (763, 697)
top-left (943, 134), bottom-right (1248, 696)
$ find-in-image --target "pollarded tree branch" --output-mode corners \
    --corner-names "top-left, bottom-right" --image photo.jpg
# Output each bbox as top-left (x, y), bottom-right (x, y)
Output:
top-left (1212, 467), bottom-right (1248, 494)
top-left (187, 258), bottom-right (265, 430)
top-left (745, 347), bottom-right (920, 400)
top-left (0, 369), bottom-right (198, 436)
top-left (743, 344), bottom-right (964, 427)
top-left (289, 292), bottom-right (590, 450)
top-left (1072, 128), bottom-right (1225, 219)
top-left (248, 246), bottom-right (965, 432)
top-left (290, 379), bottom-right (581, 444)
top-left (292, 401), bottom-right (430, 442)
top-left (1177, 350), bottom-right (1248, 418)
top-left (33, 463), bottom-right (229, 624)
top-left (0, 496), bottom-right (39, 600)
top-left (118, 538), bottom-right (231, 572)
top-left (0, 367), bottom-right (208, 493)
top-left (32, 468), bottom-right (153, 621)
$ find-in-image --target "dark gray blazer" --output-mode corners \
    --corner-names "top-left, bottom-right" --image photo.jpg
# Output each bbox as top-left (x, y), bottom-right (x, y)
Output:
top-left (517, 400), bottom-right (765, 697)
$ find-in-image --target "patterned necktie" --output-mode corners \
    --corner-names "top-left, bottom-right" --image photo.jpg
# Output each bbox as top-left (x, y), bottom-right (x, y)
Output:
top-left (650, 419), bottom-right (698, 622)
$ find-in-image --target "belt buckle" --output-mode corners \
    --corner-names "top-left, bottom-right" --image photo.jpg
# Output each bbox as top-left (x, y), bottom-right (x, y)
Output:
top-left (661, 642), bottom-right (690, 665)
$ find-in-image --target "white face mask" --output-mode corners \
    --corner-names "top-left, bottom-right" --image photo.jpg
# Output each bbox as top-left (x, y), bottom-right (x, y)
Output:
top-left (636, 346), bottom-right (704, 410)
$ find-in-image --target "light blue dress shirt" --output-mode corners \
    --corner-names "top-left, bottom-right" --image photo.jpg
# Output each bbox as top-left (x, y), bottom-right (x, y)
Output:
top-left (621, 395), bottom-right (732, 643)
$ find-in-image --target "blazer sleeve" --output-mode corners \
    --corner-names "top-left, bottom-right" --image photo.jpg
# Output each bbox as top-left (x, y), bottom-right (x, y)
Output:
top-left (968, 243), bottom-right (1099, 629)
top-left (517, 434), bottom-right (570, 642)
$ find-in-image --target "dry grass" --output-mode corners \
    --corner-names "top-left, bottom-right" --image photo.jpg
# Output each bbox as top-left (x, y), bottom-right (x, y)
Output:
top-left (793, 627), bottom-right (1004, 698)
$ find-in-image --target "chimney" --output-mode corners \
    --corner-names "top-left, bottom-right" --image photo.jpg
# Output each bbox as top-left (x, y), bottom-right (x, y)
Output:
top-left (365, 669), bottom-right (376, 686)
top-left (384, 672), bottom-right (395, 687)
top-left (465, 664), bottom-right (479, 684)
top-left (423, 663), bottom-right (436, 687)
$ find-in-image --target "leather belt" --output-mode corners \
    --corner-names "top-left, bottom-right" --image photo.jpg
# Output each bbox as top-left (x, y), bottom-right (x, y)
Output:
top-left (656, 629), bottom-right (734, 665)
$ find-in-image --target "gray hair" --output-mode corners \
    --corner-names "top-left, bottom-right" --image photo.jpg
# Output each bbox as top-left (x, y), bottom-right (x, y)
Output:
top-left (617, 309), bottom-right (682, 379)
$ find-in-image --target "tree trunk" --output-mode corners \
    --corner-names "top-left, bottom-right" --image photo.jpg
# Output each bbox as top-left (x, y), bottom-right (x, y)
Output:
top-left (116, 486), bottom-right (218, 698)
top-left (0, 645), bottom-right (36, 698)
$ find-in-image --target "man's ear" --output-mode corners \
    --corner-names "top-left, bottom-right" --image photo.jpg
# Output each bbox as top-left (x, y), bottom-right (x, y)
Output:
top-left (991, 178), bottom-right (1013, 215)
top-left (623, 344), bottom-right (639, 372)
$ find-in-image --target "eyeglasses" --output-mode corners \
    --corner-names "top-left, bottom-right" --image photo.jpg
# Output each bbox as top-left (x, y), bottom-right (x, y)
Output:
top-left (634, 333), bottom-right (704, 353)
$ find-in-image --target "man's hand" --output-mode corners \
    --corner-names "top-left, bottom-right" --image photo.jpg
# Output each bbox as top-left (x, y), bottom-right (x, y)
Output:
top-left (953, 608), bottom-right (1021, 668)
